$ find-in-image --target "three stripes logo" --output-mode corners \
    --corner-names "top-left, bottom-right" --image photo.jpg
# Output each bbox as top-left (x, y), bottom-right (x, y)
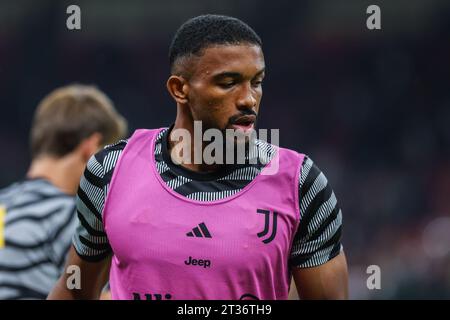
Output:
top-left (257, 209), bottom-right (278, 244)
top-left (186, 222), bottom-right (212, 238)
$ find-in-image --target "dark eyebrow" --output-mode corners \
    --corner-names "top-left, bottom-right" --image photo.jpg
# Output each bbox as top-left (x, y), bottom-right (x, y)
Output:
top-left (212, 72), bottom-right (242, 81)
top-left (254, 68), bottom-right (266, 77)
top-left (212, 68), bottom-right (266, 81)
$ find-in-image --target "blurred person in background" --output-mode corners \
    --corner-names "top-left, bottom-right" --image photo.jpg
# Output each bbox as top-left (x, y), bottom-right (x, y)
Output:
top-left (0, 84), bottom-right (127, 299)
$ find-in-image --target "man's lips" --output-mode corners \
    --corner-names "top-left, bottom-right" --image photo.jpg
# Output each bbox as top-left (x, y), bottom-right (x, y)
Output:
top-left (231, 122), bottom-right (254, 131)
top-left (230, 115), bottom-right (256, 127)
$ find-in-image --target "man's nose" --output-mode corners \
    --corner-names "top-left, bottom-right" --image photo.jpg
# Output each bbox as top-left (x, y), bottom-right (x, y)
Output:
top-left (236, 83), bottom-right (257, 110)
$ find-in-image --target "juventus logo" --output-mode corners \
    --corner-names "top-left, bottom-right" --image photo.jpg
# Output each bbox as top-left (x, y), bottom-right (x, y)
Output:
top-left (256, 209), bottom-right (278, 244)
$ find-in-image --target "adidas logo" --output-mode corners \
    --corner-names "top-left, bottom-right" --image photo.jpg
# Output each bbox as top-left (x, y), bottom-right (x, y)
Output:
top-left (186, 222), bottom-right (212, 238)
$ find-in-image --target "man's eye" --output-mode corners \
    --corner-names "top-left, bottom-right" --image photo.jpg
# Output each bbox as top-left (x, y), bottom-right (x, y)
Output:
top-left (252, 81), bottom-right (263, 87)
top-left (219, 82), bottom-right (235, 88)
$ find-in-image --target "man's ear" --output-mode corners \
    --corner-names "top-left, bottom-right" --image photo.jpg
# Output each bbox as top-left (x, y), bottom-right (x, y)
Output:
top-left (166, 75), bottom-right (189, 104)
top-left (78, 132), bottom-right (103, 162)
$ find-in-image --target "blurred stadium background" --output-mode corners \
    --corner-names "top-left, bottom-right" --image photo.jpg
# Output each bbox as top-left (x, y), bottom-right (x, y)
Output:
top-left (0, 0), bottom-right (449, 299)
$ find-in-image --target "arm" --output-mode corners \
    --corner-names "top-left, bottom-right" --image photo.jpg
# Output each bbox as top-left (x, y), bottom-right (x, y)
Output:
top-left (48, 246), bottom-right (111, 299)
top-left (290, 156), bottom-right (348, 299)
top-left (292, 251), bottom-right (348, 299)
top-left (49, 146), bottom-right (124, 299)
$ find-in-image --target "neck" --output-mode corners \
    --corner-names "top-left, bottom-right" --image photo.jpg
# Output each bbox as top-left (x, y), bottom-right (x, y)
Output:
top-left (26, 154), bottom-right (84, 195)
top-left (170, 108), bottom-right (222, 173)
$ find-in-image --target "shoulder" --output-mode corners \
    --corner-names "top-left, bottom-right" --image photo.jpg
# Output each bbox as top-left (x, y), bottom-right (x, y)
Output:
top-left (87, 139), bottom-right (129, 178)
top-left (96, 139), bottom-right (129, 164)
top-left (0, 180), bottom-right (74, 239)
top-left (0, 181), bottom-right (22, 203)
top-left (298, 156), bottom-right (334, 203)
top-left (0, 179), bottom-right (72, 208)
top-left (266, 142), bottom-right (307, 161)
top-left (268, 148), bottom-right (325, 194)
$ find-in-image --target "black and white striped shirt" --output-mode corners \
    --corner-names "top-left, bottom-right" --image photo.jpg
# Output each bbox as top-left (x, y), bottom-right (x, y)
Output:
top-left (0, 179), bottom-right (77, 299)
top-left (73, 128), bottom-right (343, 268)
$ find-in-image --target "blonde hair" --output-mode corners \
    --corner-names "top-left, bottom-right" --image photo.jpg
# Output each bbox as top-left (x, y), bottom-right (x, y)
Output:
top-left (30, 84), bottom-right (127, 159)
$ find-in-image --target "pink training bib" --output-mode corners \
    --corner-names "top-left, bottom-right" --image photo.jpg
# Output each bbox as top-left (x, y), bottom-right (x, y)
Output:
top-left (103, 128), bottom-right (304, 300)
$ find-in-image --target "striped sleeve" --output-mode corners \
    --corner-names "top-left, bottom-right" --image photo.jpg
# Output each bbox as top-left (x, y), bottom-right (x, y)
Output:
top-left (47, 202), bottom-right (78, 272)
top-left (289, 156), bottom-right (343, 268)
top-left (0, 179), bottom-right (77, 299)
top-left (72, 140), bottom-right (127, 262)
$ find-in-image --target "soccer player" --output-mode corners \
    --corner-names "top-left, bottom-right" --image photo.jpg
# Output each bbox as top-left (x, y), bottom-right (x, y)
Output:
top-left (0, 84), bottom-right (127, 299)
top-left (48, 15), bottom-right (348, 300)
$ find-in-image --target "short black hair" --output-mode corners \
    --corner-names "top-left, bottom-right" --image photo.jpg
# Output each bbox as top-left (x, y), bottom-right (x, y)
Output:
top-left (169, 14), bottom-right (262, 71)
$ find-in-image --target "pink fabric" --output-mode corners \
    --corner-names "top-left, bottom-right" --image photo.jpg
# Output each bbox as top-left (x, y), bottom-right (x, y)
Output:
top-left (104, 128), bottom-right (304, 300)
